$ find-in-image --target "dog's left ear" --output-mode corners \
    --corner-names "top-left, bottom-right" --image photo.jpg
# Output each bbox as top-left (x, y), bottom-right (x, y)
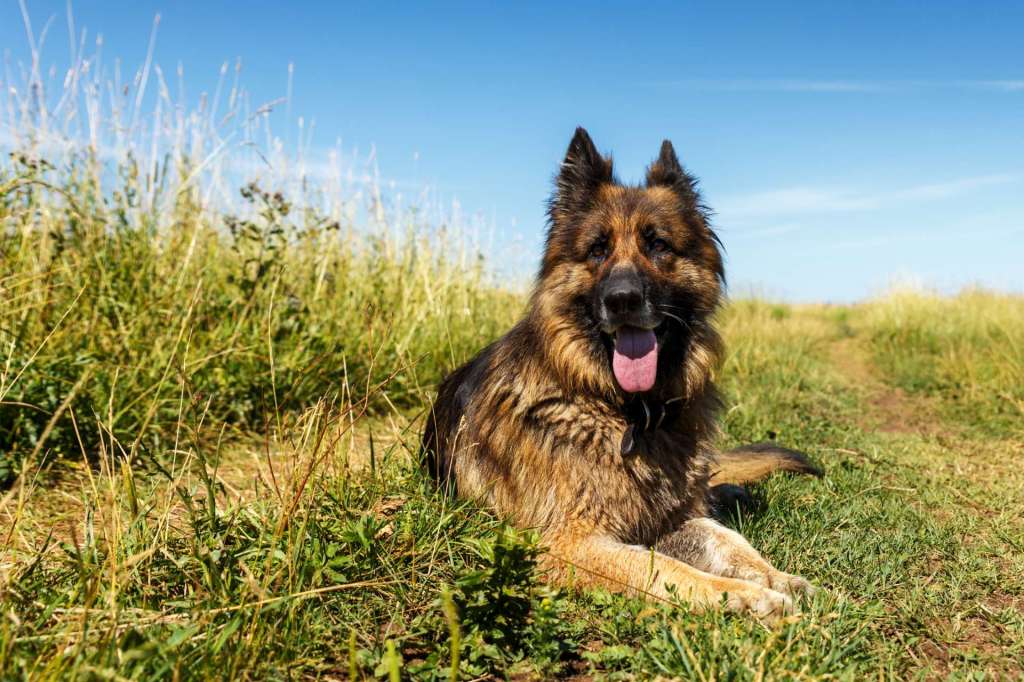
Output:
top-left (645, 140), bottom-right (702, 214)
top-left (647, 139), bottom-right (723, 281)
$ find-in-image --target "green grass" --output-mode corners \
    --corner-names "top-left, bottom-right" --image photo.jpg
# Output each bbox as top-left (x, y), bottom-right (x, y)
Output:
top-left (862, 290), bottom-right (1024, 439)
top-left (2, 149), bottom-right (1023, 679)
top-left (0, 154), bottom-right (521, 484)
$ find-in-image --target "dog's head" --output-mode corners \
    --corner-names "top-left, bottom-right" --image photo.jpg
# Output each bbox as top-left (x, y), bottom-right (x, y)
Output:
top-left (533, 127), bottom-right (724, 398)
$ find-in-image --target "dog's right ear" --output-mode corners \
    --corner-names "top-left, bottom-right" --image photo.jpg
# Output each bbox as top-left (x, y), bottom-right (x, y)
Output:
top-left (646, 139), bottom-right (702, 215)
top-left (547, 127), bottom-right (613, 226)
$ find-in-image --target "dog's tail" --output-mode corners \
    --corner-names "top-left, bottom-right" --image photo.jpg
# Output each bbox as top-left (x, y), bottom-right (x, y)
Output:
top-left (709, 442), bottom-right (822, 486)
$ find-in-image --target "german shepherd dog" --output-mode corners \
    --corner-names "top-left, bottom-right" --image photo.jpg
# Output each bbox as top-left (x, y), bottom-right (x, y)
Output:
top-left (423, 128), bottom-right (820, 619)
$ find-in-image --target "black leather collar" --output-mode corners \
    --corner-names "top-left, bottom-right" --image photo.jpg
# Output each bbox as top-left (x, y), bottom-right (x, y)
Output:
top-left (620, 396), bottom-right (683, 456)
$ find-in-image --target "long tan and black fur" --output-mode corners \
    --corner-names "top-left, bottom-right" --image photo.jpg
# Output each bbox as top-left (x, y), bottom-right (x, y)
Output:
top-left (423, 128), bottom-right (821, 619)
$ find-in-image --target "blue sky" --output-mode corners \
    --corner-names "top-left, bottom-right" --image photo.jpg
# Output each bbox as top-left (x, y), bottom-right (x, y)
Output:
top-left (3, 1), bottom-right (1022, 301)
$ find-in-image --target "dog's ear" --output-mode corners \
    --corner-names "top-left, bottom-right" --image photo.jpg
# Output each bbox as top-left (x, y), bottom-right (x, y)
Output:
top-left (548, 127), bottom-right (614, 225)
top-left (647, 139), bottom-right (723, 280)
top-left (646, 140), bottom-right (684, 187)
top-left (645, 139), bottom-right (701, 211)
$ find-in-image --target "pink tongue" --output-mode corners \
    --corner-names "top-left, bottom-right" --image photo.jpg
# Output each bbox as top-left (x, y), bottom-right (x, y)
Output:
top-left (612, 328), bottom-right (658, 393)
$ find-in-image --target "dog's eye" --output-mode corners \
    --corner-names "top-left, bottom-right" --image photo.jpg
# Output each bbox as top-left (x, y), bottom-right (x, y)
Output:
top-left (588, 241), bottom-right (609, 262)
top-left (649, 238), bottom-right (670, 255)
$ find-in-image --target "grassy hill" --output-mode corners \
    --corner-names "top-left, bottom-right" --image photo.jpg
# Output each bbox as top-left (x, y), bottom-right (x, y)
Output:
top-left (2, 146), bottom-right (1023, 679)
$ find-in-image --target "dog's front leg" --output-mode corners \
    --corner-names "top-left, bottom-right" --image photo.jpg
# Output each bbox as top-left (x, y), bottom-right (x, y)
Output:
top-left (541, 530), bottom-right (793, 620)
top-left (656, 518), bottom-right (816, 600)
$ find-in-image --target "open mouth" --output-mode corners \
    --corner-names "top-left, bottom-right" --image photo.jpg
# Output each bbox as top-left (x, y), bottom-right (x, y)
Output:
top-left (611, 325), bottom-right (659, 393)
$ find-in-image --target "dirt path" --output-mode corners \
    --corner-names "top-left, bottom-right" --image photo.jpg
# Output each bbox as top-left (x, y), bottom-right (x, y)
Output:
top-left (827, 335), bottom-right (942, 437)
top-left (827, 330), bottom-right (1024, 521)
top-left (827, 331), bottom-right (1024, 678)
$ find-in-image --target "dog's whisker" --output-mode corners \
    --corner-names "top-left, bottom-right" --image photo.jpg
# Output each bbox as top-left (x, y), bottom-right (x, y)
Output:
top-left (657, 306), bottom-right (694, 334)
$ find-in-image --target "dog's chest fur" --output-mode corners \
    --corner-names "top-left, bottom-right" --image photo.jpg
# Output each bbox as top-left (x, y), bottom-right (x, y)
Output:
top-left (454, 358), bottom-right (712, 545)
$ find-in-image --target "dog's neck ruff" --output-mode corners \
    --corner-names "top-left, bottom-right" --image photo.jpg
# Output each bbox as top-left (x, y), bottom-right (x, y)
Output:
top-left (620, 395), bottom-right (684, 456)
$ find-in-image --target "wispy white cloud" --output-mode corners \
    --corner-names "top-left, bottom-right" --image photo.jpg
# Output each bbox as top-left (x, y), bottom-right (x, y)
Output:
top-left (720, 188), bottom-right (875, 216)
top-left (718, 173), bottom-right (1020, 218)
top-left (894, 174), bottom-right (1019, 201)
top-left (817, 221), bottom-right (1024, 253)
top-left (648, 79), bottom-right (1024, 93)
top-left (726, 223), bottom-right (804, 239)
top-left (661, 79), bottom-right (887, 93)
top-left (971, 80), bottom-right (1024, 92)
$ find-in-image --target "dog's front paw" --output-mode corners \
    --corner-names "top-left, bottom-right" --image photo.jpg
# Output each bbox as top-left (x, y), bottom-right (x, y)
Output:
top-left (767, 571), bottom-right (817, 600)
top-left (736, 566), bottom-right (818, 601)
top-left (722, 581), bottom-right (794, 622)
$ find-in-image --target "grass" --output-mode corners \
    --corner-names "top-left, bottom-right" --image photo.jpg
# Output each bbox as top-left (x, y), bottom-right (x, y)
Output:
top-left (864, 290), bottom-right (1024, 439)
top-left (3, 156), bottom-right (1023, 680)
top-left (0, 155), bottom-right (520, 484)
top-left (2, 19), bottom-right (1023, 679)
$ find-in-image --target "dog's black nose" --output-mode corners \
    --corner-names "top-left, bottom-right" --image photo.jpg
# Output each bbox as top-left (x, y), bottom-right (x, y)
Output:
top-left (602, 274), bottom-right (644, 316)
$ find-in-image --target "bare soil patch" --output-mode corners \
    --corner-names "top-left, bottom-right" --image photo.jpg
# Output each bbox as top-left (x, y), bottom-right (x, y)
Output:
top-left (827, 333), bottom-right (1024, 674)
top-left (828, 337), bottom-right (943, 436)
